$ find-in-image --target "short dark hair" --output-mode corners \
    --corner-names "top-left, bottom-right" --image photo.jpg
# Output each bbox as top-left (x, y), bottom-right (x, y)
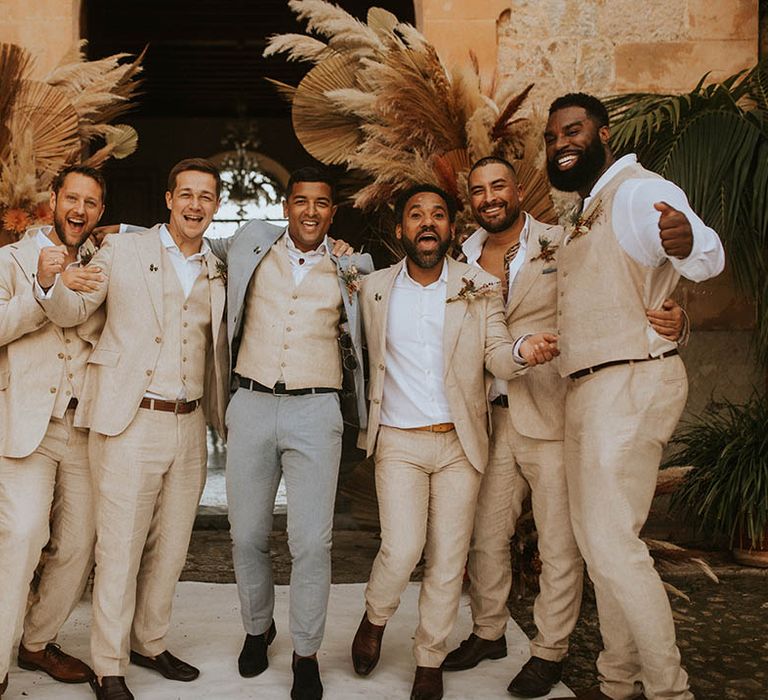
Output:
top-left (394, 183), bottom-right (458, 224)
top-left (167, 158), bottom-right (222, 198)
top-left (52, 165), bottom-right (107, 201)
top-left (286, 166), bottom-right (336, 202)
top-left (468, 156), bottom-right (517, 181)
top-left (548, 93), bottom-right (610, 128)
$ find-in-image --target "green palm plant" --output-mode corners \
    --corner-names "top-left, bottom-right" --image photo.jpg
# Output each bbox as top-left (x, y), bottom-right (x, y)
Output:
top-left (604, 60), bottom-right (768, 368)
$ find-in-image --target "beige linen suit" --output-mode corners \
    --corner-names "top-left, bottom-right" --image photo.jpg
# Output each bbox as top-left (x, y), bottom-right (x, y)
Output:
top-left (360, 257), bottom-right (524, 667)
top-left (467, 218), bottom-right (583, 662)
top-left (39, 225), bottom-right (227, 676)
top-left (0, 231), bottom-right (104, 680)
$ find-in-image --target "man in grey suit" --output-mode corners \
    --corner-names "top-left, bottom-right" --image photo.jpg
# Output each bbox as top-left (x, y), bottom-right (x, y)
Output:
top-left (206, 166), bottom-right (371, 700)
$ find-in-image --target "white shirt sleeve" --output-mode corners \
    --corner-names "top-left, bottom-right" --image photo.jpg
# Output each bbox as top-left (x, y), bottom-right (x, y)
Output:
top-left (33, 276), bottom-right (58, 300)
top-left (614, 178), bottom-right (725, 282)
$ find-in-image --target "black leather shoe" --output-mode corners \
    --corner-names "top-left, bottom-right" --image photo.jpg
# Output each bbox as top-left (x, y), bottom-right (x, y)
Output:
top-left (238, 619), bottom-right (277, 678)
top-left (508, 656), bottom-right (563, 697)
top-left (89, 676), bottom-right (134, 700)
top-left (130, 650), bottom-right (199, 681)
top-left (442, 633), bottom-right (507, 671)
top-left (351, 613), bottom-right (386, 676)
top-left (410, 666), bottom-right (443, 700)
top-left (291, 654), bottom-right (323, 700)
top-left (1, 673), bottom-right (8, 696)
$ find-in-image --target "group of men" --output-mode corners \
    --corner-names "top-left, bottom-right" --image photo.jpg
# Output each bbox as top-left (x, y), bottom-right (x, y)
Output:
top-left (0, 91), bottom-right (723, 700)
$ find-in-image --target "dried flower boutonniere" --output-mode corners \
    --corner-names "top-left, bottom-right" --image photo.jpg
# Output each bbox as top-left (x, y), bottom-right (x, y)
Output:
top-left (567, 201), bottom-right (603, 244)
top-left (214, 260), bottom-right (228, 284)
top-left (340, 264), bottom-right (361, 301)
top-left (530, 236), bottom-right (559, 263)
top-left (446, 276), bottom-right (500, 303)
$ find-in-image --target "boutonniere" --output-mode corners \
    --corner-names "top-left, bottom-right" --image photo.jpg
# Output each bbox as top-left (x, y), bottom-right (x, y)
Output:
top-left (567, 201), bottom-right (603, 244)
top-left (78, 238), bottom-right (97, 266)
top-left (340, 264), bottom-right (361, 301)
top-left (446, 276), bottom-right (500, 304)
top-left (213, 260), bottom-right (227, 284)
top-left (530, 236), bottom-right (559, 263)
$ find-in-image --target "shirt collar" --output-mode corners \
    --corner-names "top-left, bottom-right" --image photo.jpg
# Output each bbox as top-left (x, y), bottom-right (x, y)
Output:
top-left (397, 257), bottom-right (448, 289)
top-left (283, 229), bottom-right (329, 257)
top-left (585, 153), bottom-right (637, 203)
top-left (35, 227), bottom-right (55, 250)
top-left (461, 212), bottom-right (530, 266)
top-left (160, 224), bottom-right (210, 258)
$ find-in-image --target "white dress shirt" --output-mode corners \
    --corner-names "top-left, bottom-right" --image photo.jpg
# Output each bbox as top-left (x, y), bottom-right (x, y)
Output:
top-left (379, 261), bottom-right (453, 428)
top-left (283, 230), bottom-right (331, 285)
top-left (462, 215), bottom-right (531, 398)
top-left (580, 154), bottom-right (725, 281)
top-left (157, 224), bottom-right (210, 299)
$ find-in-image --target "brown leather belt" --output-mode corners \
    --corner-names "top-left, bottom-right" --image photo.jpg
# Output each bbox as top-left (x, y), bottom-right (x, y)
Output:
top-left (66, 398), bottom-right (78, 410)
top-left (491, 395), bottom-right (509, 408)
top-left (569, 349), bottom-right (679, 380)
top-left (408, 422), bottom-right (455, 433)
top-left (139, 397), bottom-right (200, 414)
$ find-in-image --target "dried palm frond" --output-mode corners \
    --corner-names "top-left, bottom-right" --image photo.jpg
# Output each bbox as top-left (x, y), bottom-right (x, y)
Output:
top-left (0, 130), bottom-right (41, 208)
top-left (366, 7), bottom-right (399, 36)
top-left (263, 33), bottom-right (333, 63)
top-left (288, 0), bottom-right (383, 54)
top-left (83, 124), bottom-right (138, 167)
top-left (0, 43), bottom-right (33, 159)
top-left (264, 78), bottom-right (298, 103)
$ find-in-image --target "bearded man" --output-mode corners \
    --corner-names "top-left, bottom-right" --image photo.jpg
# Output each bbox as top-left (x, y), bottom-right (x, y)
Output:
top-left (545, 93), bottom-right (724, 700)
top-left (0, 165), bottom-right (107, 697)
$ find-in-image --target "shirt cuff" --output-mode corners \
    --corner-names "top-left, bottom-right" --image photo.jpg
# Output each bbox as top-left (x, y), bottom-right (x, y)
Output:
top-left (33, 275), bottom-right (57, 300)
top-left (513, 334), bottom-right (531, 365)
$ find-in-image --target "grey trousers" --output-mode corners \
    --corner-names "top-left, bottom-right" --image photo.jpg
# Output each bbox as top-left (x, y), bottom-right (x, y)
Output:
top-left (226, 388), bottom-right (343, 656)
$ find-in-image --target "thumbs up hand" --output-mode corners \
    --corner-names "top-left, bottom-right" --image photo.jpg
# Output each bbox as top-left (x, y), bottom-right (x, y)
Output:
top-left (654, 201), bottom-right (693, 259)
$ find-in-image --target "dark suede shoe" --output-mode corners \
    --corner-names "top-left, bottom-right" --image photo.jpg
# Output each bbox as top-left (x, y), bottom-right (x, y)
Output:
top-left (1, 673), bottom-right (8, 696)
top-left (291, 654), bottom-right (323, 700)
top-left (130, 649), bottom-right (199, 681)
top-left (18, 643), bottom-right (93, 683)
top-left (410, 666), bottom-right (443, 700)
top-left (442, 633), bottom-right (507, 671)
top-left (238, 619), bottom-right (277, 678)
top-left (89, 676), bottom-right (134, 700)
top-left (351, 613), bottom-right (386, 676)
top-left (507, 656), bottom-right (563, 697)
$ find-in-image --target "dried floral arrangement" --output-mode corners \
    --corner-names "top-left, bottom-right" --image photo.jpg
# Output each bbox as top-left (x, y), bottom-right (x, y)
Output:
top-left (0, 41), bottom-right (144, 244)
top-left (264, 0), bottom-right (557, 249)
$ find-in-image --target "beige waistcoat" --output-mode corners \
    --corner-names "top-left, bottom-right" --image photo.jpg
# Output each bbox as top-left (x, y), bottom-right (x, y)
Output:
top-left (557, 164), bottom-right (680, 378)
top-left (51, 327), bottom-right (91, 417)
top-left (146, 248), bottom-right (212, 401)
top-left (235, 243), bottom-right (343, 390)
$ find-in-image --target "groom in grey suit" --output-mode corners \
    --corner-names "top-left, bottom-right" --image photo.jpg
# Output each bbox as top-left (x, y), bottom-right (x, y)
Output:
top-left (206, 166), bottom-right (371, 700)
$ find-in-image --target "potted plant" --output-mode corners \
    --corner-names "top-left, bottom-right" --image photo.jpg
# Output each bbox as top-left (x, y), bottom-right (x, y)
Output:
top-left (666, 393), bottom-right (768, 567)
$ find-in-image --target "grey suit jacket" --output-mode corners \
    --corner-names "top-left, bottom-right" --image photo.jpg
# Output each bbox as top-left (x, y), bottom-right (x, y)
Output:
top-left (207, 220), bottom-right (372, 428)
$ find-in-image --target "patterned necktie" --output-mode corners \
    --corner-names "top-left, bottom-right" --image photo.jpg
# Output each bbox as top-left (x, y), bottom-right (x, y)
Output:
top-left (503, 242), bottom-right (521, 302)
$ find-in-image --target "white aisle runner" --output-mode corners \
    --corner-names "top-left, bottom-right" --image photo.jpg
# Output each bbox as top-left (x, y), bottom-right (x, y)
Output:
top-left (6, 582), bottom-right (573, 699)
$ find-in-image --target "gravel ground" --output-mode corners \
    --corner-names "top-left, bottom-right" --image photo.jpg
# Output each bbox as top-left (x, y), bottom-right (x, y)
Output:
top-left (183, 529), bottom-right (768, 699)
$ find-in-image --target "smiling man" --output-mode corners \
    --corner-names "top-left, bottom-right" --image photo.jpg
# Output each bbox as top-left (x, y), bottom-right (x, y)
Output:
top-left (544, 94), bottom-right (724, 700)
top-left (350, 184), bottom-right (558, 700)
top-left (37, 158), bottom-right (229, 700)
top-left (0, 166), bottom-right (106, 698)
top-left (205, 166), bottom-right (372, 700)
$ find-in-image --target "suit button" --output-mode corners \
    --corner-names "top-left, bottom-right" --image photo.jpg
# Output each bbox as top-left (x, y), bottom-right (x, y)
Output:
top-left (68, 373), bottom-right (73, 379)
top-left (558, 310), bottom-right (562, 316)
top-left (286, 327), bottom-right (292, 332)
top-left (284, 344), bottom-right (289, 350)
top-left (378, 364), bottom-right (385, 370)
top-left (372, 398), bottom-right (380, 404)
top-left (146, 370), bottom-right (152, 376)
top-left (292, 294), bottom-right (298, 300)
top-left (58, 352), bottom-right (64, 359)
top-left (183, 322), bottom-right (188, 327)
top-left (155, 337), bottom-right (162, 343)
top-left (65, 338), bottom-right (71, 344)
top-left (183, 339), bottom-right (187, 344)
top-left (289, 310), bottom-right (295, 315)
top-left (67, 355), bottom-right (72, 360)
top-left (50, 387), bottom-right (57, 393)
top-left (183, 304), bottom-right (189, 311)
top-left (281, 362), bottom-right (286, 368)
top-left (563, 272), bottom-right (568, 278)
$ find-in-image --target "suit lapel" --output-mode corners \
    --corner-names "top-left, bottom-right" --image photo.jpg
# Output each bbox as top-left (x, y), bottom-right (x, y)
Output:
top-left (443, 257), bottom-right (469, 369)
top-left (233, 226), bottom-right (282, 317)
top-left (372, 261), bottom-right (402, 356)
top-left (135, 226), bottom-right (164, 328)
top-left (9, 233), bottom-right (41, 284)
top-left (506, 220), bottom-right (556, 317)
top-left (205, 251), bottom-right (226, 344)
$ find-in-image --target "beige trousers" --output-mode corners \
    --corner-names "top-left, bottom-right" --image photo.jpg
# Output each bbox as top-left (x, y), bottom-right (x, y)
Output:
top-left (89, 406), bottom-right (207, 676)
top-left (565, 356), bottom-right (692, 700)
top-left (365, 426), bottom-right (482, 668)
top-left (467, 405), bottom-right (583, 661)
top-left (0, 411), bottom-right (94, 679)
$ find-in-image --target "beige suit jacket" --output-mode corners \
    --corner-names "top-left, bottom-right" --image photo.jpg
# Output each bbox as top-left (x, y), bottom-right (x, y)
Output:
top-left (360, 256), bottom-right (524, 473)
top-left (0, 232), bottom-right (104, 457)
top-left (501, 217), bottom-right (567, 441)
top-left (38, 226), bottom-right (228, 437)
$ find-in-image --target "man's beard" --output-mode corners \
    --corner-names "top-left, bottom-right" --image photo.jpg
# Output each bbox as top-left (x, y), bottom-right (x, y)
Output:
top-left (547, 137), bottom-right (607, 193)
top-left (401, 232), bottom-right (451, 270)
top-left (53, 211), bottom-right (92, 250)
top-left (477, 201), bottom-right (520, 233)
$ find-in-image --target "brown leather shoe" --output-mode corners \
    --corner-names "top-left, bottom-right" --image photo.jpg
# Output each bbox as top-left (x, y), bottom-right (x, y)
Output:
top-left (442, 633), bottom-right (507, 671)
top-left (130, 649), bottom-right (199, 681)
top-left (410, 666), bottom-right (443, 700)
top-left (17, 643), bottom-right (93, 683)
top-left (351, 613), bottom-right (386, 676)
top-left (89, 676), bottom-right (134, 700)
